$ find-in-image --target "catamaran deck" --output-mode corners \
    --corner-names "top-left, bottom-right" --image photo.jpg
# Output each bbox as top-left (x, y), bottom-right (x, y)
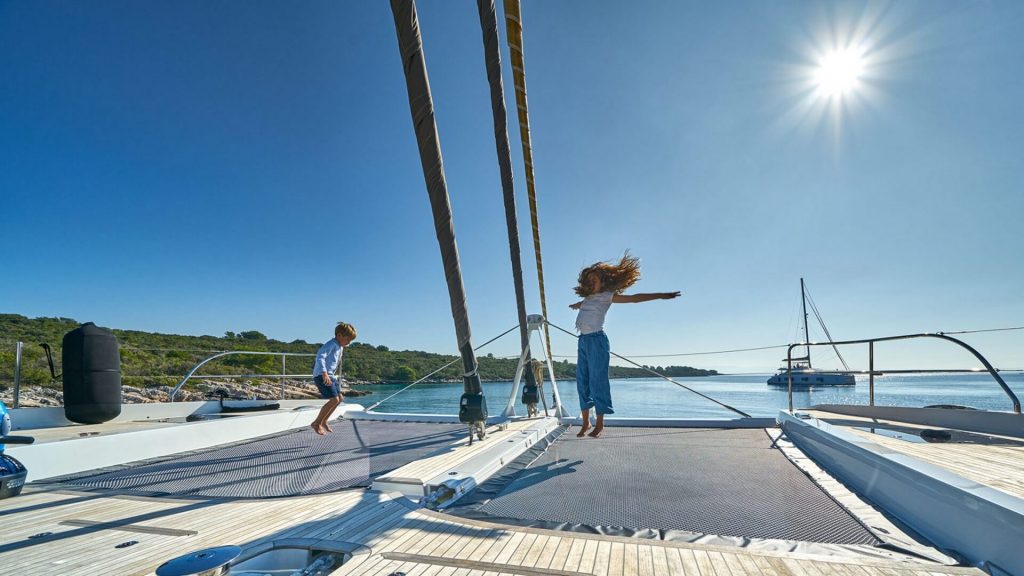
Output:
top-left (801, 408), bottom-right (1024, 499)
top-left (49, 420), bottom-right (468, 498)
top-left (442, 427), bottom-right (878, 545)
top-left (0, 486), bottom-right (984, 576)
top-left (0, 413), bottom-right (993, 575)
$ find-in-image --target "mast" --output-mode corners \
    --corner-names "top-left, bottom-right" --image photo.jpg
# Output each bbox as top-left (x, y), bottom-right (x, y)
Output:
top-left (801, 277), bottom-right (811, 368)
top-left (390, 0), bottom-right (483, 397)
top-left (476, 0), bottom-right (534, 386)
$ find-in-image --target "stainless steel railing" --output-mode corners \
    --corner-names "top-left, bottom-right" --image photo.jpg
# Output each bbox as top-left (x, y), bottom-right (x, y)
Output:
top-left (785, 332), bottom-right (1021, 413)
top-left (12, 341), bottom-right (23, 408)
top-left (170, 351), bottom-right (317, 401)
top-left (6, 342), bottom-right (318, 406)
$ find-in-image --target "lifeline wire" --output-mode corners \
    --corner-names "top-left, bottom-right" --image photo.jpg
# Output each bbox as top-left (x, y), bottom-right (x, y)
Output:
top-left (552, 343), bottom-right (790, 358)
top-left (545, 320), bottom-right (752, 418)
top-left (549, 324), bottom-right (1024, 358)
top-left (366, 324), bottom-right (520, 411)
top-left (941, 325), bottom-right (1024, 335)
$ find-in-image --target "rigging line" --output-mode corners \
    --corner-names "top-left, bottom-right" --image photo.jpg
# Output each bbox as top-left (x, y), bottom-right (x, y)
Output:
top-left (121, 347), bottom-right (226, 353)
top-left (564, 324), bottom-right (1024, 358)
top-left (0, 339), bottom-right (234, 354)
top-left (561, 342), bottom-right (782, 356)
top-left (803, 290), bottom-right (850, 371)
top-left (785, 296), bottom-right (801, 347)
top-left (941, 325), bottom-right (1024, 335)
top-left (503, 0), bottom-right (552, 362)
top-left (548, 343), bottom-right (792, 358)
top-left (1, 342), bottom-right (228, 354)
top-left (545, 320), bottom-right (752, 418)
top-left (803, 289), bottom-right (841, 368)
top-left (366, 323), bottom-right (520, 411)
top-left (527, 328), bottom-right (552, 416)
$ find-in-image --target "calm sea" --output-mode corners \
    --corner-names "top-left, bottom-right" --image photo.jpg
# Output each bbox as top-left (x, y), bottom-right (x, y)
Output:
top-left (349, 373), bottom-right (1024, 418)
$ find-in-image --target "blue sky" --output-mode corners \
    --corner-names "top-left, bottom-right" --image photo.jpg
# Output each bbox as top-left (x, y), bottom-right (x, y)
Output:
top-left (2, 1), bottom-right (1022, 373)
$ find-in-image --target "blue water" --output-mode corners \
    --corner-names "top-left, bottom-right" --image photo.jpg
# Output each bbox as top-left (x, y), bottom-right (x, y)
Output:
top-left (350, 373), bottom-right (1024, 418)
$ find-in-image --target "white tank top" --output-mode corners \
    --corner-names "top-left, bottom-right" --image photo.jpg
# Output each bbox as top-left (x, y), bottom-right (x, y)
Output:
top-left (575, 291), bottom-right (614, 334)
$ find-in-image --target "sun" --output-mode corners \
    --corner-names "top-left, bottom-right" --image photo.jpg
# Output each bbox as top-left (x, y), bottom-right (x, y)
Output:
top-left (774, 9), bottom-right (896, 142)
top-left (814, 48), bottom-right (864, 98)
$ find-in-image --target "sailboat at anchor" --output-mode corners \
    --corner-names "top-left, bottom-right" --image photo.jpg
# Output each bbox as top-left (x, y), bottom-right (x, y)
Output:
top-left (767, 278), bottom-right (856, 386)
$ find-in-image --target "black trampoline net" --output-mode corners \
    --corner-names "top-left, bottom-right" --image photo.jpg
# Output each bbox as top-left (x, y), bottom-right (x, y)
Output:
top-left (447, 427), bottom-right (880, 545)
top-left (56, 420), bottom-right (466, 498)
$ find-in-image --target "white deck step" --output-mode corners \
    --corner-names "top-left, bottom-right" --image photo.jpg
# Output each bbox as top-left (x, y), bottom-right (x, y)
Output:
top-left (372, 416), bottom-right (560, 500)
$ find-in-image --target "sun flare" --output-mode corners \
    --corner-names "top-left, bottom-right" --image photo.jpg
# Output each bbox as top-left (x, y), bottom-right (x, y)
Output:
top-left (814, 48), bottom-right (864, 97)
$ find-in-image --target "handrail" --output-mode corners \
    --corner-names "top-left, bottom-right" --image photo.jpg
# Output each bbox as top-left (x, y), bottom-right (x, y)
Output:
top-left (785, 332), bottom-right (1021, 414)
top-left (13, 342), bottom-right (23, 408)
top-left (170, 351), bottom-right (316, 401)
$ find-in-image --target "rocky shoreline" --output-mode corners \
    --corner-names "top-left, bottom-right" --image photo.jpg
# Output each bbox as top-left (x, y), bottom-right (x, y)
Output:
top-left (0, 379), bottom-right (374, 408)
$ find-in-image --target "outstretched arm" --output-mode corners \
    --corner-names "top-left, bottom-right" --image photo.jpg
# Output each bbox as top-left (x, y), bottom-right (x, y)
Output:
top-left (613, 291), bottom-right (681, 304)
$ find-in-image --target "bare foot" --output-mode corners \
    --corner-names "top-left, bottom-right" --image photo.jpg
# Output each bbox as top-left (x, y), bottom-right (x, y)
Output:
top-left (323, 422), bottom-right (334, 433)
top-left (587, 427), bottom-right (603, 438)
top-left (576, 423), bottom-right (591, 438)
top-left (311, 423), bottom-right (325, 436)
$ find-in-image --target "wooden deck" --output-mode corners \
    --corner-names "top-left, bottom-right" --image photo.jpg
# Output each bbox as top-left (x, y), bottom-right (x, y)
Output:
top-left (0, 486), bottom-right (983, 576)
top-left (0, 415), bottom-right (998, 575)
top-left (803, 409), bottom-right (1024, 499)
top-left (17, 419), bottom-right (182, 444)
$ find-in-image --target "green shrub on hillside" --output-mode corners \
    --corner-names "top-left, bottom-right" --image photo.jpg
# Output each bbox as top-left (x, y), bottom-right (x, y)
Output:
top-left (0, 313), bottom-right (717, 388)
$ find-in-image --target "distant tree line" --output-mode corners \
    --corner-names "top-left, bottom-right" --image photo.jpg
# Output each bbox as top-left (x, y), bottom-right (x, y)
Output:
top-left (0, 314), bottom-right (717, 390)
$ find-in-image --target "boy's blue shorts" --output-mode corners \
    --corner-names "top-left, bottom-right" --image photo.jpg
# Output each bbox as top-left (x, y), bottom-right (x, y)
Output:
top-left (314, 375), bottom-right (341, 399)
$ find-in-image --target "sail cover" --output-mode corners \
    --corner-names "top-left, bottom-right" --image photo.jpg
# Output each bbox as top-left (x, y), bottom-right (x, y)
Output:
top-left (391, 0), bottom-right (482, 393)
top-left (476, 0), bottom-right (533, 381)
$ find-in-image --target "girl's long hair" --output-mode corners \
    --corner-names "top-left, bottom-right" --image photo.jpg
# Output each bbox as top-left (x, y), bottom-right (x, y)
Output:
top-left (574, 253), bottom-right (641, 297)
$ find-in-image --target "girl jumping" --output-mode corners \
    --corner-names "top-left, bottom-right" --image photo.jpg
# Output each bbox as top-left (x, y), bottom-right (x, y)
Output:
top-left (569, 254), bottom-right (680, 438)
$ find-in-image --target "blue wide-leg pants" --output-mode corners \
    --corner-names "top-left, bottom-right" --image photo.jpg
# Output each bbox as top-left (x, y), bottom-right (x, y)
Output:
top-left (576, 331), bottom-right (614, 415)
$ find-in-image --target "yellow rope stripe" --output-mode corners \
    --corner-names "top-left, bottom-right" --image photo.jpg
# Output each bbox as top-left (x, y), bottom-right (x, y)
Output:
top-left (504, 0), bottom-right (553, 360)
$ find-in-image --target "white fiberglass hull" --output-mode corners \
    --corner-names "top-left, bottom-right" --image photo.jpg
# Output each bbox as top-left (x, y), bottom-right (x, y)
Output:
top-left (767, 371), bottom-right (856, 386)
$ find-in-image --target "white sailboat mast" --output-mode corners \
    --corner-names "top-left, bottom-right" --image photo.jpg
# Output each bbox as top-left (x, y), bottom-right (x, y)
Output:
top-left (801, 277), bottom-right (812, 368)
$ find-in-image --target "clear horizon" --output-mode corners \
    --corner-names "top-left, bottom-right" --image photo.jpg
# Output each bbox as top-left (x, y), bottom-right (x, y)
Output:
top-left (2, 1), bottom-right (1022, 374)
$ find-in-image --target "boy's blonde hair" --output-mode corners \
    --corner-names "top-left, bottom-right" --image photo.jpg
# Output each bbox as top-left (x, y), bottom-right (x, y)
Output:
top-left (335, 322), bottom-right (357, 340)
top-left (574, 253), bottom-right (641, 297)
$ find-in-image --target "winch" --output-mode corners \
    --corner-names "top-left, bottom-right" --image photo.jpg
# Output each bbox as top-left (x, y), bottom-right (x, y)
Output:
top-left (0, 401), bottom-right (35, 499)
